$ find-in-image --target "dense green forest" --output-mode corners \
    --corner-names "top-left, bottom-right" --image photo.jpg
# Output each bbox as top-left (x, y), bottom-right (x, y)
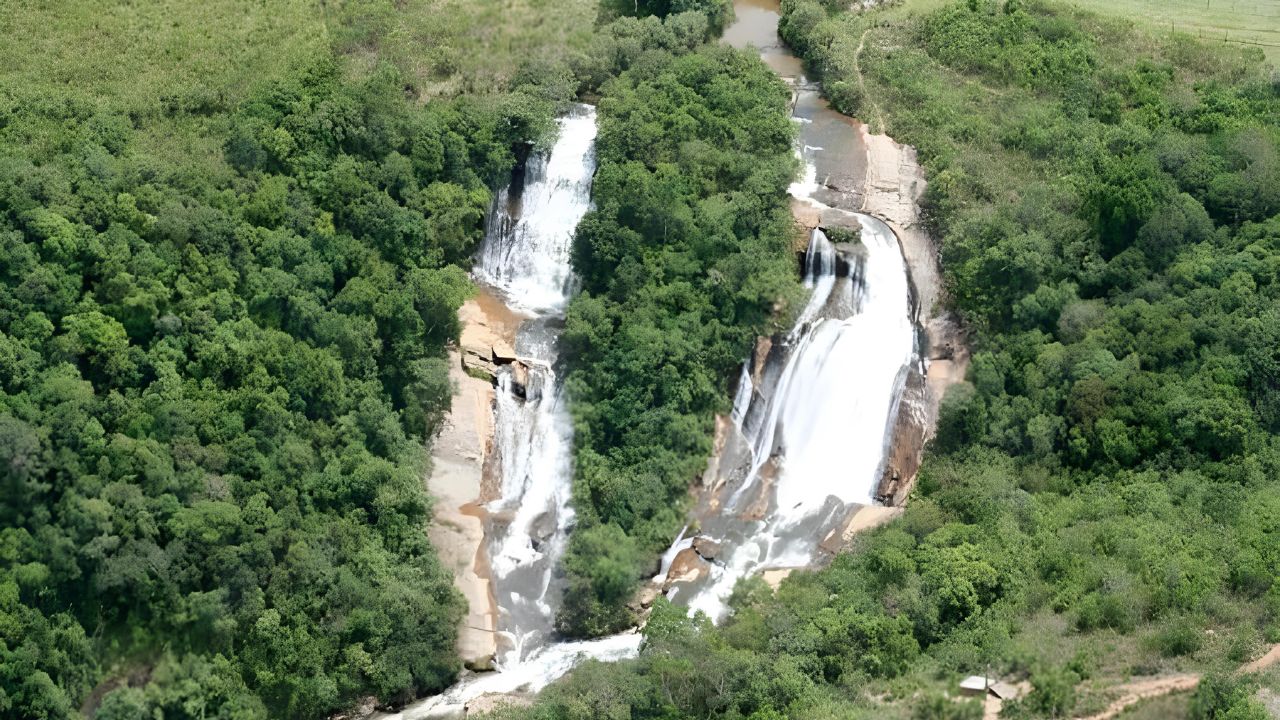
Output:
top-left (501, 0), bottom-right (1280, 718)
top-left (0, 3), bottom-right (564, 716)
top-left (5, 0), bottom-right (1278, 716)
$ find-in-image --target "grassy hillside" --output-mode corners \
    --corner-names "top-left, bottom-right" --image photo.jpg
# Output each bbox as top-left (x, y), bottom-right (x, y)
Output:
top-left (0, 0), bottom-right (597, 174)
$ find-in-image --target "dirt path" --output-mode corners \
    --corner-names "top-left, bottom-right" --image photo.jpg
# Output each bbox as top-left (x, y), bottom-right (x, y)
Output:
top-left (1066, 642), bottom-right (1280, 720)
top-left (1075, 675), bottom-right (1201, 720)
top-left (1242, 642), bottom-right (1280, 674)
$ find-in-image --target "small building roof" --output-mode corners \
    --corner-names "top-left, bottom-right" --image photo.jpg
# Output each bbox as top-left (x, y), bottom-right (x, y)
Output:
top-left (988, 681), bottom-right (1020, 700)
top-left (959, 676), bottom-right (992, 694)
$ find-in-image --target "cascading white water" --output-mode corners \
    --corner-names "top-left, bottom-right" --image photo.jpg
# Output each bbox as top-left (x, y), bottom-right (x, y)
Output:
top-left (380, 105), bottom-right (640, 720)
top-left (387, 0), bottom-right (922, 705)
top-left (474, 107), bottom-right (597, 314)
top-left (682, 214), bottom-right (915, 622)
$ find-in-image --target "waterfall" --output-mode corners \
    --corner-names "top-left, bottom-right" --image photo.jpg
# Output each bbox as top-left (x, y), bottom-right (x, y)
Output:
top-left (682, 213), bottom-right (915, 622)
top-left (384, 0), bottom-right (924, 706)
top-left (474, 105), bottom-right (596, 314)
top-left (379, 104), bottom-right (640, 720)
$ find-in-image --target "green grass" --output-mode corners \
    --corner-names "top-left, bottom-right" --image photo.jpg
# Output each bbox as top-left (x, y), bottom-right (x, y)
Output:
top-left (885, 0), bottom-right (1280, 61)
top-left (1061, 0), bottom-right (1280, 61)
top-left (334, 0), bottom-right (599, 97)
top-left (1116, 693), bottom-right (1193, 720)
top-left (0, 0), bottom-right (597, 108)
top-left (0, 0), bottom-right (327, 114)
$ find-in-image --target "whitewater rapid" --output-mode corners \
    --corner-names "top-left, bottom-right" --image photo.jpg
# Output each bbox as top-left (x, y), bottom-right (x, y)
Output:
top-left (381, 105), bottom-right (641, 719)
top-left (682, 217), bottom-right (916, 621)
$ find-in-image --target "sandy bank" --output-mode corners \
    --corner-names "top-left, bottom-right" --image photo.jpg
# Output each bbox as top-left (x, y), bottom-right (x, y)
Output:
top-left (428, 288), bottom-right (527, 672)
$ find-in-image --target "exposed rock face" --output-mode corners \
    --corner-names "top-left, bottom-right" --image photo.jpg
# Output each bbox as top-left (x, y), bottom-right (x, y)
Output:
top-left (761, 569), bottom-right (793, 590)
top-left (427, 288), bottom-right (528, 678)
top-left (458, 291), bottom-right (528, 382)
top-left (875, 369), bottom-right (929, 506)
top-left (860, 128), bottom-right (970, 504)
top-left (751, 336), bottom-right (772, 387)
top-left (428, 351), bottom-right (499, 674)
top-left (819, 505), bottom-right (903, 554)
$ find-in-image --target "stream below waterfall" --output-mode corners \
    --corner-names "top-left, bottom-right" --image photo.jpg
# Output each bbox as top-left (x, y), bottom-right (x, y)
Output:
top-left (385, 2), bottom-right (919, 716)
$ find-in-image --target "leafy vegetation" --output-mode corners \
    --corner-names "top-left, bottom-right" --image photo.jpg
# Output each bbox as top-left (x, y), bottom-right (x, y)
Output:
top-left (557, 12), bottom-right (802, 636)
top-left (503, 0), bottom-right (1280, 716)
top-left (0, 1), bottom-right (570, 716)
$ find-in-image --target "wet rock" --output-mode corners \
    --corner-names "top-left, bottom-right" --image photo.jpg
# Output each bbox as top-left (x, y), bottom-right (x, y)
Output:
top-left (529, 510), bottom-right (556, 543)
top-left (875, 368), bottom-right (929, 505)
top-left (663, 548), bottom-right (709, 589)
top-left (492, 340), bottom-right (518, 364)
top-left (509, 360), bottom-right (530, 400)
top-left (692, 536), bottom-right (722, 561)
top-left (463, 648), bottom-right (496, 671)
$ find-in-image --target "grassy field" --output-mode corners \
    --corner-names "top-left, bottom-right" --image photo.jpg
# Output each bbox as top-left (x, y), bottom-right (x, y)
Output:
top-left (1064, 0), bottom-right (1280, 61)
top-left (0, 0), bottom-right (326, 114)
top-left (334, 0), bottom-right (599, 97)
top-left (884, 0), bottom-right (1280, 61)
top-left (0, 0), bottom-right (597, 117)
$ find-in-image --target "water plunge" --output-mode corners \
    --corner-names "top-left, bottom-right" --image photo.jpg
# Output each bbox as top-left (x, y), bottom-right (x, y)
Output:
top-left (682, 218), bottom-right (916, 621)
top-left (392, 1), bottom-right (921, 708)
top-left (381, 105), bottom-right (641, 719)
top-left (660, 0), bottom-right (918, 622)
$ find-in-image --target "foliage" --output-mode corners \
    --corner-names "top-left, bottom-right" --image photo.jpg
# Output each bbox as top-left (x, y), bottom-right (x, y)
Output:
top-left (0, 43), bottom-right (545, 720)
top-left (777, 0), bottom-right (1278, 707)
top-left (1190, 673), bottom-right (1270, 720)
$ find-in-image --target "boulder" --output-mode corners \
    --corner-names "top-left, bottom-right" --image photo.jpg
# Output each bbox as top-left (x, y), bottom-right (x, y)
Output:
top-left (509, 360), bottom-right (530, 400)
top-left (663, 548), bottom-right (709, 589)
top-left (463, 651), bottom-right (496, 673)
top-left (692, 536), bottom-right (722, 561)
top-left (492, 340), bottom-right (518, 364)
top-left (529, 510), bottom-right (556, 543)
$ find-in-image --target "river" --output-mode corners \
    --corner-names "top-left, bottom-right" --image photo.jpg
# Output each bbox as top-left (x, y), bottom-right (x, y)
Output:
top-left (385, 2), bottom-right (921, 715)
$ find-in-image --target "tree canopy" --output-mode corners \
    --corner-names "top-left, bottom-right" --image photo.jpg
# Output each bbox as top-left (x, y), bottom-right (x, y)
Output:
top-left (0, 49), bottom-right (547, 720)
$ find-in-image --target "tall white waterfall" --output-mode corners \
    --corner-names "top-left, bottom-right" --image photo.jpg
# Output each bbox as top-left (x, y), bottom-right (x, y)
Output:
top-left (380, 105), bottom-right (640, 720)
top-left (474, 107), bottom-right (597, 314)
top-left (682, 214), bottom-right (916, 622)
